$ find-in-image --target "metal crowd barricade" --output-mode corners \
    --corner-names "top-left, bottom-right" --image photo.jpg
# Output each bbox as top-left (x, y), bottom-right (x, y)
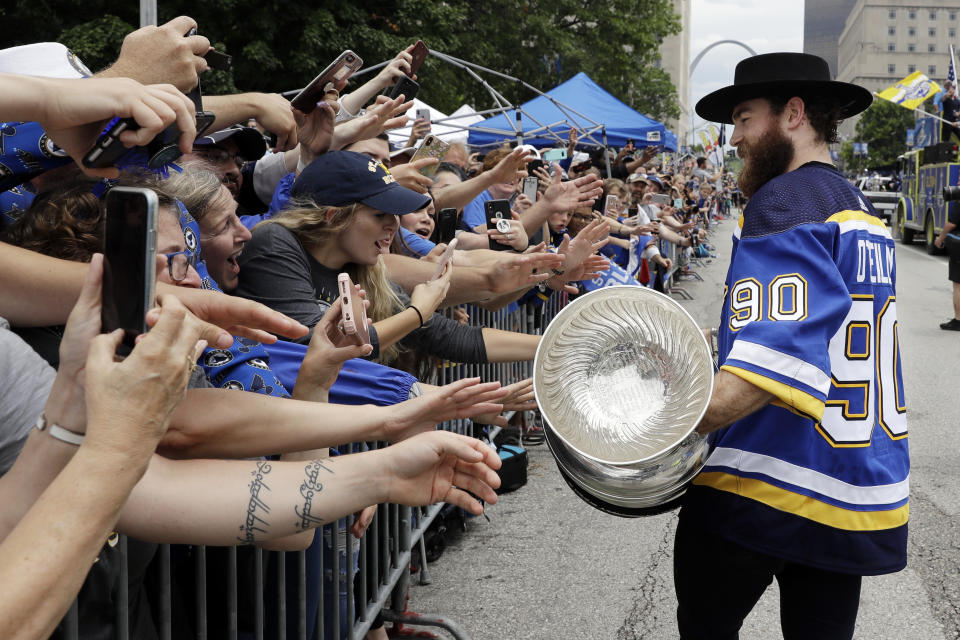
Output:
top-left (59, 296), bottom-right (571, 640)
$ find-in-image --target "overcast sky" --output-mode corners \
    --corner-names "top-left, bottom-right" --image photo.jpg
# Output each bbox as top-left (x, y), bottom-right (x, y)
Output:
top-left (688, 0), bottom-right (804, 134)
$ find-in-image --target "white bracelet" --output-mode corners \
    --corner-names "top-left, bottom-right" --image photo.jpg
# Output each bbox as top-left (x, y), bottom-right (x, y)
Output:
top-left (34, 413), bottom-right (84, 446)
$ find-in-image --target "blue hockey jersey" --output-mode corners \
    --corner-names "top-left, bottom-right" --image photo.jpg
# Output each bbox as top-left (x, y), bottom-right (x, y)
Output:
top-left (687, 162), bottom-right (909, 575)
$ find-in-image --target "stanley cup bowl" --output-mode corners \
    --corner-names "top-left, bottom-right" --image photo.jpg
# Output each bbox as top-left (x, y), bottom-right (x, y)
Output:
top-left (533, 286), bottom-right (714, 517)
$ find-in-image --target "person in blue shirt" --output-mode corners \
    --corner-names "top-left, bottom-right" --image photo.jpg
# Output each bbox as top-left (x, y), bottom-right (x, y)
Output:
top-left (681, 53), bottom-right (905, 640)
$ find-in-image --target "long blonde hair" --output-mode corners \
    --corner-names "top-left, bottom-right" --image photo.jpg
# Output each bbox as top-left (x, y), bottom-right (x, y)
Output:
top-left (260, 198), bottom-right (405, 363)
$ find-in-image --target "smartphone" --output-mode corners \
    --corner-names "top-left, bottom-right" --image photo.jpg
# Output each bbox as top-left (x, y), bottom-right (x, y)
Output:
top-left (542, 148), bottom-right (567, 163)
top-left (84, 111), bottom-right (215, 170)
top-left (386, 75), bottom-right (420, 102)
top-left (337, 273), bottom-right (371, 347)
top-left (205, 49), bottom-right (232, 71)
top-left (522, 176), bottom-right (539, 202)
top-left (429, 237), bottom-right (458, 281)
top-left (673, 198), bottom-right (684, 208)
top-left (431, 207), bottom-right (459, 244)
top-left (101, 187), bottom-right (158, 356)
top-left (651, 193), bottom-right (671, 206)
top-left (291, 50), bottom-right (364, 113)
top-left (416, 108), bottom-right (431, 129)
top-left (409, 40), bottom-right (429, 76)
top-left (409, 134), bottom-right (450, 177)
top-left (484, 199), bottom-right (513, 251)
top-left (604, 194), bottom-right (620, 217)
top-left (527, 158), bottom-right (544, 175)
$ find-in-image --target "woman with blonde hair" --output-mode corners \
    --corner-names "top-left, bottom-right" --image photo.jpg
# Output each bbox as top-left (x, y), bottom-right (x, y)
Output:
top-left (237, 151), bottom-right (542, 366)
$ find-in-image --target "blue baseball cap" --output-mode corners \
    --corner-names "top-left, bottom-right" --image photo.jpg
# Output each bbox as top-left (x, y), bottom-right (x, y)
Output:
top-left (292, 151), bottom-right (431, 215)
top-left (644, 175), bottom-right (664, 190)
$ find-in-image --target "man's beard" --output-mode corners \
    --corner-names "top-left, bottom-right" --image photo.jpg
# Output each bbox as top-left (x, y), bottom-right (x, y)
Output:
top-left (737, 124), bottom-right (795, 198)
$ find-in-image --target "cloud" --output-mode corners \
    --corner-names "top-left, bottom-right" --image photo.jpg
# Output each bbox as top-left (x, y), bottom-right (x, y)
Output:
top-left (688, 0), bottom-right (804, 127)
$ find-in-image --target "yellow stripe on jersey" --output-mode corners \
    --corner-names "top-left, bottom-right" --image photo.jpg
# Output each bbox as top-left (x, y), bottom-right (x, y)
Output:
top-left (827, 210), bottom-right (886, 227)
top-left (721, 365), bottom-right (825, 421)
top-left (693, 471), bottom-right (910, 531)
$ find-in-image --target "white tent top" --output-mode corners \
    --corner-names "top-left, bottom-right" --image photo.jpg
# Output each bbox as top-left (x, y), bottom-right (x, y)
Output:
top-left (386, 101), bottom-right (485, 147)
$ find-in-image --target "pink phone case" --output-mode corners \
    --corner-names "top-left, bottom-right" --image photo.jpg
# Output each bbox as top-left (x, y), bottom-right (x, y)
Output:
top-left (429, 237), bottom-right (458, 281)
top-left (338, 273), bottom-right (370, 346)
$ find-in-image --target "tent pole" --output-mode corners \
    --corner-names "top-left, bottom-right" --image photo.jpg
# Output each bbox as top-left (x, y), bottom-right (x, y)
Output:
top-left (602, 127), bottom-right (612, 179)
top-left (516, 80), bottom-right (523, 146)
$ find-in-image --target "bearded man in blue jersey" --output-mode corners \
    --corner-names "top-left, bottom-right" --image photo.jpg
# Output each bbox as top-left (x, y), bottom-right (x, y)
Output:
top-left (677, 53), bottom-right (908, 640)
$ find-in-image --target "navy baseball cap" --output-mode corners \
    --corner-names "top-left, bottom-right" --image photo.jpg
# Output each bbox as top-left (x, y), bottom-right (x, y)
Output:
top-left (291, 151), bottom-right (431, 215)
top-left (193, 125), bottom-right (267, 161)
top-left (644, 175), bottom-right (664, 190)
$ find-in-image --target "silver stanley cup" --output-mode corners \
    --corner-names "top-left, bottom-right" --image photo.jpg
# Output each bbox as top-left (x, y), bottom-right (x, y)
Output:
top-left (533, 286), bottom-right (715, 517)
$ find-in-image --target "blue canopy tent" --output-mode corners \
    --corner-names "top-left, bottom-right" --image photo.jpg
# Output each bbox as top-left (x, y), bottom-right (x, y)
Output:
top-left (467, 72), bottom-right (677, 151)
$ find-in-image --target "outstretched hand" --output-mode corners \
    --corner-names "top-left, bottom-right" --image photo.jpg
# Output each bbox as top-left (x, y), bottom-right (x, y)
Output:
top-left (381, 431), bottom-right (502, 515)
top-left (331, 95), bottom-right (412, 150)
top-left (84, 293), bottom-right (207, 457)
top-left (294, 295), bottom-right (372, 400)
top-left (471, 377), bottom-right (537, 425)
top-left (542, 165), bottom-right (603, 212)
top-left (385, 377), bottom-right (507, 442)
top-left (487, 250), bottom-right (565, 293)
top-left (293, 101), bottom-right (336, 170)
top-left (155, 284), bottom-right (309, 348)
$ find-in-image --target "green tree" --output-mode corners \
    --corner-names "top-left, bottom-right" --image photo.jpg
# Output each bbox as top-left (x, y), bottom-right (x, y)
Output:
top-left (844, 99), bottom-right (915, 170)
top-left (1, 0), bottom-right (681, 123)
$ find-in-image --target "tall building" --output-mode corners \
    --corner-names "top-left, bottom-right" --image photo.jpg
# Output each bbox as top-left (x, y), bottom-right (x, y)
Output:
top-left (804, 0), bottom-right (858, 78)
top-left (836, 0), bottom-right (960, 135)
top-left (658, 0), bottom-right (691, 147)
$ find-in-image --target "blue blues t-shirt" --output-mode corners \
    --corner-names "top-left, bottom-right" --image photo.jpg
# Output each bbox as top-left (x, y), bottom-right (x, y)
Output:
top-left (462, 190), bottom-right (493, 231)
top-left (397, 227), bottom-right (437, 257)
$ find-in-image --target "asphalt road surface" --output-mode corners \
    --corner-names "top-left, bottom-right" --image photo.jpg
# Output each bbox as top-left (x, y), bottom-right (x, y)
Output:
top-left (408, 215), bottom-right (960, 640)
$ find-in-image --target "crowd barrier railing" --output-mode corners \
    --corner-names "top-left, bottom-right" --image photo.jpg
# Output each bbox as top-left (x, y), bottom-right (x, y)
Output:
top-left (57, 294), bottom-right (572, 640)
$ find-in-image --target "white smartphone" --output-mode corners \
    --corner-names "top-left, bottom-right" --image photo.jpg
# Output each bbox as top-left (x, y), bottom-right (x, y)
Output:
top-left (338, 273), bottom-right (371, 347)
top-left (101, 186), bottom-right (158, 356)
top-left (651, 193), bottom-right (671, 206)
top-left (429, 237), bottom-right (458, 282)
top-left (522, 176), bottom-right (539, 202)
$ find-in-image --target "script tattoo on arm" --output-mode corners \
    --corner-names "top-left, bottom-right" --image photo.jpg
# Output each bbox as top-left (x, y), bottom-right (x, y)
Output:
top-left (294, 459), bottom-right (335, 532)
top-left (237, 460), bottom-right (273, 545)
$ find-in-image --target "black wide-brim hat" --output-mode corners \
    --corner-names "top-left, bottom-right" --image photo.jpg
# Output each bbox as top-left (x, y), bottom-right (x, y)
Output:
top-left (695, 52), bottom-right (873, 124)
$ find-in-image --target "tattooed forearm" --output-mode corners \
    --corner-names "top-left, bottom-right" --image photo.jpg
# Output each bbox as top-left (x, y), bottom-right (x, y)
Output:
top-left (294, 459), bottom-right (335, 532)
top-left (237, 460), bottom-right (273, 545)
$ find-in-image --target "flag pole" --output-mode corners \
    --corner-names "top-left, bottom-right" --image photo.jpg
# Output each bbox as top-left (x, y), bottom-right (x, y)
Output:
top-left (951, 44), bottom-right (957, 85)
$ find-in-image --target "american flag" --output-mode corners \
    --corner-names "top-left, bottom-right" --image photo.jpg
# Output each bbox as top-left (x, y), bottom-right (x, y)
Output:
top-left (950, 44), bottom-right (957, 87)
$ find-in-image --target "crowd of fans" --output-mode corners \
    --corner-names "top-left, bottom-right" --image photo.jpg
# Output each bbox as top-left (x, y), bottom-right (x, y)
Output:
top-left (0, 17), bottom-right (737, 640)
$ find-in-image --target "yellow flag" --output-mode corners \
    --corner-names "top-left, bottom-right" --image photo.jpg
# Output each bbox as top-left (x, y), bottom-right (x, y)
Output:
top-left (877, 71), bottom-right (941, 110)
top-left (699, 130), bottom-right (712, 150)
top-left (708, 125), bottom-right (719, 146)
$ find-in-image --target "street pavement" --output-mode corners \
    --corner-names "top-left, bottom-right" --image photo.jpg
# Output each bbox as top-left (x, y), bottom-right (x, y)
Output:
top-left (408, 215), bottom-right (960, 640)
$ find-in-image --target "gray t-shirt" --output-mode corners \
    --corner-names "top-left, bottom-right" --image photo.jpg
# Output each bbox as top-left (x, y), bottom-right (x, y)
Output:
top-left (0, 316), bottom-right (56, 475)
top-left (237, 223), bottom-right (488, 363)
